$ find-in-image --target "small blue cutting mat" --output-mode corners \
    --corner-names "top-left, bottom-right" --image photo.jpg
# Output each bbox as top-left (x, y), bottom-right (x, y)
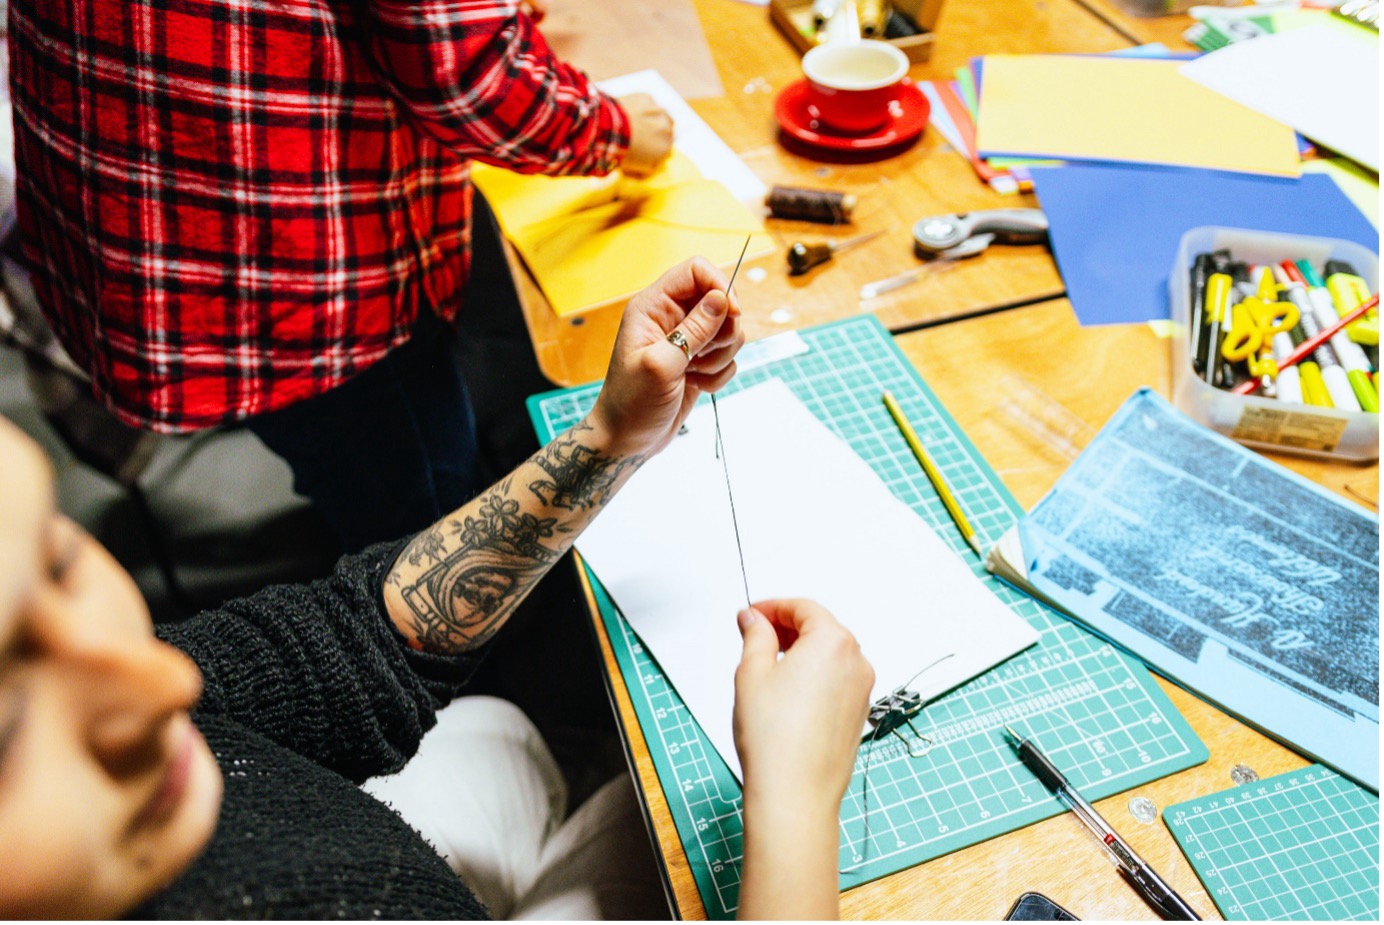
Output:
top-left (1165, 765), bottom-right (1381, 921)
top-left (528, 316), bottom-right (1207, 918)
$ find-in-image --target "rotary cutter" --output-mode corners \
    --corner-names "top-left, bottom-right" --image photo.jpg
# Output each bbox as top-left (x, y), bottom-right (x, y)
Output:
top-left (861, 208), bottom-right (1050, 299)
top-left (910, 208), bottom-right (1050, 258)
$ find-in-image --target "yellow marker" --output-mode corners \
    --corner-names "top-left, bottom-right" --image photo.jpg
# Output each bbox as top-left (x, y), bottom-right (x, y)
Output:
top-left (1206, 273), bottom-right (1234, 323)
top-left (1326, 268), bottom-right (1377, 346)
top-left (1203, 272), bottom-right (1234, 384)
top-left (882, 391), bottom-right (983, 557)
top-left (1299, 361), bottom-right (1333, 407)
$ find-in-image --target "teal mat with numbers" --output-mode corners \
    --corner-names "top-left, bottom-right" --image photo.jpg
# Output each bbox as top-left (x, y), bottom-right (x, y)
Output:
top-left (527, 316), bottom-right (1208, 918)
top-left (1165, 765), bottom-right (1381, 921)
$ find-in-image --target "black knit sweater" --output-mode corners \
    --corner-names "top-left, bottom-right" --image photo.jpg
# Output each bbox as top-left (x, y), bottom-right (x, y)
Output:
top-left (132, 542), bottom-right (491, 919)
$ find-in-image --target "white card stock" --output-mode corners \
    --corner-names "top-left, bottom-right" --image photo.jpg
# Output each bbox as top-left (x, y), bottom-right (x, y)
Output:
top-left (576, 380), bottom-right (1038, 779)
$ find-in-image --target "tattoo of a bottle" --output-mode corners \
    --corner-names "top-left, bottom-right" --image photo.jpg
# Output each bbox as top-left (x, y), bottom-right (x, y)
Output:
top-left (397, 489), bottom-right (560, 649)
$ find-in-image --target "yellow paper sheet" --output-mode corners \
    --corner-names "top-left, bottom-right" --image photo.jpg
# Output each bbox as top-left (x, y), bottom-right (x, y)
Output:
top-left (473, 152), bottom-right (705, 237)
top-left (475, 153), bottom-right (772, 318)
top-left (1303, 158), bottom-right (1380, 228)
top-left (975, 55), bottom-right (1302, 178)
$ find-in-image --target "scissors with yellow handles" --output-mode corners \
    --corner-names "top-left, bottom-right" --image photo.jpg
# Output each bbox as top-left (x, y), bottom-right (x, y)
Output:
top-left (1221, 294), bottom-right (1299, 378)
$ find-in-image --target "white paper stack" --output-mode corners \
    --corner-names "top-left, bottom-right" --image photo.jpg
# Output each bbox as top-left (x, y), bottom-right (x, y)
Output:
top-left (576, 380), bottom-right (1038, 779)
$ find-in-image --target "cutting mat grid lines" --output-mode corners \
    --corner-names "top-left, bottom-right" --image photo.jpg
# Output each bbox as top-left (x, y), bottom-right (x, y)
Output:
top-left (532, 318), bottom-right (1206, 918)
top-left (1165, 765), bottom-right (1380, 921)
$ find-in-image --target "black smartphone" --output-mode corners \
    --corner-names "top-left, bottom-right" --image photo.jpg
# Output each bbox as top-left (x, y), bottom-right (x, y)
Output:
top-left (1004, 891), bottom-right (1079, 921)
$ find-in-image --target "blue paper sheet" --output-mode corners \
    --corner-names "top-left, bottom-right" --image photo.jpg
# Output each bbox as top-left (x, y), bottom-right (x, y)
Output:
top-left (1030, 164), bottom-right (1379, 326)
top-left (1018, 390), bottom-right (1379, 791)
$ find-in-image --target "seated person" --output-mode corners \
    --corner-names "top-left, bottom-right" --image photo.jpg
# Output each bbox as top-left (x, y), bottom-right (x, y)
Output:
top-left (0, 259), bottom-right (874, 920)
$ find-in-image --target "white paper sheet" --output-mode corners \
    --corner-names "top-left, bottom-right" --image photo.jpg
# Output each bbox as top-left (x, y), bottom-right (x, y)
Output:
top-left (575, 380), bottom-right (1039, 779)
top-left (1179, 24), bottom-right (1379, 172)
top-left (596, 70), bottom-right (767, 203)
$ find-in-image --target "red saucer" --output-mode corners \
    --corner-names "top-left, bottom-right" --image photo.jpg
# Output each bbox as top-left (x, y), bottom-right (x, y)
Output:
top-left (774, 78), bottom-right (929, 152)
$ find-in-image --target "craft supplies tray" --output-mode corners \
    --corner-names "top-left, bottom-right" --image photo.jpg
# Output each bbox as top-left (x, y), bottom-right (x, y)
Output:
top-left (769, 0), bottom-right (938, 63)
top-left (1170, 226), bottom-right (1379, 462)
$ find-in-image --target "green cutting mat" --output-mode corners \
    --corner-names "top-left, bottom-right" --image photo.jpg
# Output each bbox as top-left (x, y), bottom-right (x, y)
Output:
top-left (528, 316), bottom-right (1208, 918)
top-left (1165, 765), bottom-right (1381, 921)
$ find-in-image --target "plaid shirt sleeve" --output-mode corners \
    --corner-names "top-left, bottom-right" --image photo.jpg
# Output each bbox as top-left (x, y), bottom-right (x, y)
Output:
top-left (365, 0), bottom-right (630, 176)
top-left (10, 0), bottom-right (630, 433)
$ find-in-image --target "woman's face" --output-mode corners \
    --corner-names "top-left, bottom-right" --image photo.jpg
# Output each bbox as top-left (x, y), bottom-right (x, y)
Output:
top-left (0, 419), bottom-right (222, 917)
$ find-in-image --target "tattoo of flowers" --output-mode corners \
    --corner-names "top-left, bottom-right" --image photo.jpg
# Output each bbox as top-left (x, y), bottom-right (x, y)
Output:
top-left (457, 495), bottom-right (558, 559)
top-left (405, 527), bottom-right (447, 568)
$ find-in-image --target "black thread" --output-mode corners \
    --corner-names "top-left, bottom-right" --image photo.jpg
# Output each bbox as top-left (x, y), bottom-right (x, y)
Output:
top-left (844, 653), bottom-right (957, 872)
top-left (765, 185), bottom-right (856, 224)
top-left (712, 393), bottom-right (752, 610)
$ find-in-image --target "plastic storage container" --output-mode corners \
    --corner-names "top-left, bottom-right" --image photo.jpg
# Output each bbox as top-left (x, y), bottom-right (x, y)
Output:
top-left (1170, 227), bottom-right (1379, 462)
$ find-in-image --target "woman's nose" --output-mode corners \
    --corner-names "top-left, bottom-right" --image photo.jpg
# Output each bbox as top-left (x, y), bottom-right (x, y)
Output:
top-left (31, 594), bottom-right (203, 775)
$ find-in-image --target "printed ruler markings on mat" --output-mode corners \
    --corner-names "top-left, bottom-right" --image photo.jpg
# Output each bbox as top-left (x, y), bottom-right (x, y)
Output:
top-left (1165, 765), bottom-right (1380, 921)
top-left (531, 317), bottom-right (1207, 918)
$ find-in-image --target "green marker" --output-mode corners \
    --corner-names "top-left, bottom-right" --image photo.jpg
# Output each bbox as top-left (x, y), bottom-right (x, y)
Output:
top-left (1348, 370), bottom-right (1378, 412)
top-left (1295, 260), bottom-right (1326, 288)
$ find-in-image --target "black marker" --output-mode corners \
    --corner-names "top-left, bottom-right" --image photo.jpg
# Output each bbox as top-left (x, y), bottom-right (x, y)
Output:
top-left (1003, 726), bottom-right (1200, 921)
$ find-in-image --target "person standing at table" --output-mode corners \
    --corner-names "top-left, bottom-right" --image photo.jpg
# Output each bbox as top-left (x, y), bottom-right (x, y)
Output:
top-left (7, 0), bottom-right (674, 553)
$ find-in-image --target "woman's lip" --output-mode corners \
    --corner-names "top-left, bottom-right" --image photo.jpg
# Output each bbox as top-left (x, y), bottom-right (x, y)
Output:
top-left (133, 720), bottom-right (197, 830)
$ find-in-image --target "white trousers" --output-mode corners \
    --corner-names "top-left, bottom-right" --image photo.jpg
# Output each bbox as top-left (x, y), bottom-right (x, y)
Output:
top-left (363, 696), bottom-right (670, 920)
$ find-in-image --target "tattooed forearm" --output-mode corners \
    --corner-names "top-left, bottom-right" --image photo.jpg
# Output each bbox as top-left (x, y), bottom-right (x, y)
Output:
top-left (391, 483), bottom-right (561, 650)
top-left (387, 419), bottom-right (645, 653)
top-left (529, 421), bottom-right (643, 511)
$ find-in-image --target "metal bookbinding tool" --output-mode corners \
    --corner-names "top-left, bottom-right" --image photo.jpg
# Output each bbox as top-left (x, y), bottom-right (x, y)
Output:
top-left (859, 208), bottom-right (1049, 300)
top-left (843, 653), bottom-right (954, 872)
top-left (866, 689), bottom-right (933, 758)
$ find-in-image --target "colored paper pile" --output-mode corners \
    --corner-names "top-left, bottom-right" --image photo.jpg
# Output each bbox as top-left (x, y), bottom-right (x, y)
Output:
top-left (933, 14), bottom-right (1380, 327)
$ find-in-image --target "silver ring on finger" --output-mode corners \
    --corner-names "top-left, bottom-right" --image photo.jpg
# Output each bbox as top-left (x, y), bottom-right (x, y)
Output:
top-left (666, 329), bottom-right (692, 360)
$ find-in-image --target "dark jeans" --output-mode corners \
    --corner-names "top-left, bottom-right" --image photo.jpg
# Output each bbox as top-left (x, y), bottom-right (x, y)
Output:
top-left (246, 307), bottom-right (483, 554)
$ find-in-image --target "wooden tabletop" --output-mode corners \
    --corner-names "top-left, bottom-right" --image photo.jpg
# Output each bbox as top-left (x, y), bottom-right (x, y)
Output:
top-left (517, 0), bottom-right (1141, 387)
top-left (545, 1), bottom-right (1381, 919)
top-left (588, 299), bottom-right (1376, 920)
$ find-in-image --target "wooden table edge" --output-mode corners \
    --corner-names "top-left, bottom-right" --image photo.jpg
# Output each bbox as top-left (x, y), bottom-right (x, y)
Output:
top-left (575, 555), bottom-right (710, 920)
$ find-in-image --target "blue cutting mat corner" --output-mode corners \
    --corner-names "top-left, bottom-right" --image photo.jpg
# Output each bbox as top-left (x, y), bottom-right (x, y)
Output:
top-left (528, 316), bottom-right (1207, 918)
top-left (1165, 765), bottom-right (1381, 921)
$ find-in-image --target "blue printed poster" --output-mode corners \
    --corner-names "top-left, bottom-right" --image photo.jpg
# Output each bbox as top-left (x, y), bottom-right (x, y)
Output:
top-left (1019, 390), bottom-right (1379, 791)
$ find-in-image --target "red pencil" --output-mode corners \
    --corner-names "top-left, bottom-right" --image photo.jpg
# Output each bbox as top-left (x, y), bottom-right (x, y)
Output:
top-left (1231, 293), bottom-right (1381, 396)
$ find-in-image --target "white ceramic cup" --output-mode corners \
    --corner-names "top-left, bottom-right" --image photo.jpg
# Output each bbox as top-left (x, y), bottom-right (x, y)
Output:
top-left (800, 39), bottom-right (909, 135)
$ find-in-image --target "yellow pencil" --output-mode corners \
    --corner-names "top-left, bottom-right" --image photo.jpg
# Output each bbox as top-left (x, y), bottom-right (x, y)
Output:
top-left (882, 390), bottom-right (984, 557)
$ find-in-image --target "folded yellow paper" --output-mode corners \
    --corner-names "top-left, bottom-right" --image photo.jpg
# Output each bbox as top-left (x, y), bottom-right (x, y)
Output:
top-left (474, 152), bottom-right (772, 318)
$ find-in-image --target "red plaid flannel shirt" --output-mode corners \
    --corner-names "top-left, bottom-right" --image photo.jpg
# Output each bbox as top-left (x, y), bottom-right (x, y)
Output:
top-left (10, 0), bottom-right (629, 432)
